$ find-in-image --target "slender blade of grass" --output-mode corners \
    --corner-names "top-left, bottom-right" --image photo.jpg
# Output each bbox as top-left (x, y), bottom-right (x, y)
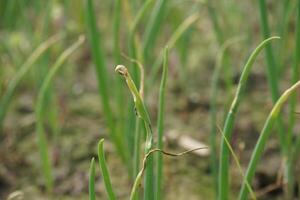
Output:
top-left (218, 37), bottom-right (280, 200)
top-left (36, 36), bottom-right (84, 192)
top-left (0, 34), bottom-right (62, 132)
top-left (207, 0), bottom-right (224, 44)
top-left (277, 0), bottom-right (293, 75)
top-left (207, 0), bottom-right (233, 96)
top-left (128, 0), bottom-right (154, 82)
top-left (126, 0), bottom-right (156, 182)
top-left (115, 65), bottom-right (154, 200)
top-left (217, 125), bottom-right (256, 200)
top-left (84, 0), bottom-right (128, 164)
top-left (238, 80), bottom-right (300, 200)
top-left (287, 0), bottom-right (300, 152)
top-left (155, 47), bottom-right (168, 200)
top-left (142, 0), bottom-right (167, 61)
top-left (113, 0), bottom-right (129, 167)
top-left (210, 37), bottom-right (245, 196)
top-left (149, 13), bottom-right (199, 86)
top-left (287, 0), bottom-right (300, 197)
top-left (258, 0), bottom-right (281, 101)
top-left (97, 139), bottom-right (117, 200)
top-left (258, 1), bottom-right (288, 152)
top-left (115, 65), bottom-right (151, 129)
top-left (258, 3), bottom-right (293, 198)
top-left (89, 157), bottom-right (96, 200)
top-left (133, 118), bottom-right (142, 178)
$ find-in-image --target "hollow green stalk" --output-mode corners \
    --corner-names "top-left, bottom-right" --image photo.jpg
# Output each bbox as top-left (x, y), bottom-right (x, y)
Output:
top-left (34, 0), bottom-right (59, 141)
top-left (149, 13), bottom-right (199, 85)
top-left (238, 80), bottom-right (300, 200)
top-left (115, 65), bottom-right (154, 200)
top-left (98, 139), bottom-right (117, 200)
top-left (207, 0), bottom-right (224, 44)
top-left (128, 0), bottom-right (153, 81)
top-left (4, 0), bottom-right (17, 29)
top-left (121, 54), bottom-right (145, 172)
top-left (89, 157), bottom-right (96, 200)
top-left (36, 36), bottom-right (84, 192)
top-left (258, 0), bottom-right (280, 101)
top-left (84, 0), bottom-right (128, 164)
top-left (287, 0), bottom-right (300, 197)
top-left (143, 0), bottom-right (167, 62)
top-left (115, 65), bottom-right (151, 144)
top-left (113, 0), bottom-right (128, 165)
top-left (277, 0), bottom-right (293, 75)
top-left (133, 118), bottom-right (142, 178)
top-left (258, 2), bottom-right (292, 197)
top-left (125, 1), bottom-right (154, 179)
top-left (210, 37), bottom-right (244, 196)
top-left (218, 36), bottom-right (280, 200)
top-left (155, 47), bottom-right (168, 200)
top-left (287, 0), bottom-right (300, 154)
top-left (207, 0), bottom-right (233, 96)
top-left (0, 34), bottom-right (62, 132)
top-left (217, 126), bottom-right (256, 200)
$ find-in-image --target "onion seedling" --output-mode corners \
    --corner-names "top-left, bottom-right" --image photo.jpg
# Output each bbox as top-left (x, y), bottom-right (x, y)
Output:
top-left (35, 36), bottom-right (84, 192)
top-left (218, 36), bottom-right (280, 200)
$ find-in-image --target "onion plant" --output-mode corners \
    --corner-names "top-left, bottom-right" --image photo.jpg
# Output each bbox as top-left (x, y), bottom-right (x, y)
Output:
top-left (149, 13), bottom-right (199, 86)
top-left (218, 36), bottom-right (280, 200)
top-left (95, 140), bottom-right (207, 200)
top-left (155, 47), bottom-right (168, 200)
top-left (258, 1), bottom-right (297, 198)
top-left (287, 0), bottom-right (300, 197)
top-left (143, 0), bottom-right (167, 62)
top-left (0, 34), bottom-right (62, 132)
top-left (98, 139), bottom-right (117, 200)
top-left (210, 36), bottom-right (244, 196)
top-left (84, 0), bottom-right (128, 164)
top-left (115, 64), bottom-right (154, 200)
top-left (258, 0), bottom-right (286, 152)
top-left (125, 0), bottom-right (155, 180)
top-left (238, 80), bottom-right (300, 200)
top-left (216, 125), bottom-right (256, 200)
top-left (207, 0), bottom-right (233, 97)
top-left (112, 0), bottom-right (126, 159)
top-left (89, 157), bottom-right (96, 200)
top-left (35, 36), bottom-right (84, 192)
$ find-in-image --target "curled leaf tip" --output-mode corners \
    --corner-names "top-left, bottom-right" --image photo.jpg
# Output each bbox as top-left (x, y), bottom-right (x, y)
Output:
top-left (98, 138), bottom-right (105, 148)
top-left (91, 157), bottom-right (95, 162)
top-left (99, 138), bottom-right (104, 143)
top-left (115, 65), bottom-right (128, 76)
top-left (272, 36), bottom-right (280, 39)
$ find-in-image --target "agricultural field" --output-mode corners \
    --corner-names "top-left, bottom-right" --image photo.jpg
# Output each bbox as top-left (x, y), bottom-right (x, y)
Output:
top-left (0, 0), bottom-right (300, 200)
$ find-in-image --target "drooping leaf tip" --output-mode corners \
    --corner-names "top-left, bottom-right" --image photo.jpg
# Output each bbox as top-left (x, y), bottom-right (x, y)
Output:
top-left (115, 65), bottom-right (128, 76)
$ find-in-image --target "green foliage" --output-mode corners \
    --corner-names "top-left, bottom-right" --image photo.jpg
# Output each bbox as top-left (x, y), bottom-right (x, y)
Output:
top-left (0, 34), bottom-right (62, 131)
top-left (155, 47), bottom-right (168, 200)
top-left (89, 157), bottom-right (96, 200)
top-left (210, 37), bottom-right (245, 196)
top-left (218, 37), bottom-right (280, 200)
top-left (97, 139), bottom-right (117, 200)
top-left (36, 36), bottom-right (84, 192)
top-left (84, 0), bottom-right (128, 164)
top-left (2, 1), bottom-right (300, 199)
top-left (239, 80), bottom-right (300, 200)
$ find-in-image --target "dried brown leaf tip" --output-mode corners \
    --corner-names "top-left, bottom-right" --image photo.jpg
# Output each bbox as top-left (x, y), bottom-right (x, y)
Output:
top-left (115, 65), bottom-right (128, 76)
